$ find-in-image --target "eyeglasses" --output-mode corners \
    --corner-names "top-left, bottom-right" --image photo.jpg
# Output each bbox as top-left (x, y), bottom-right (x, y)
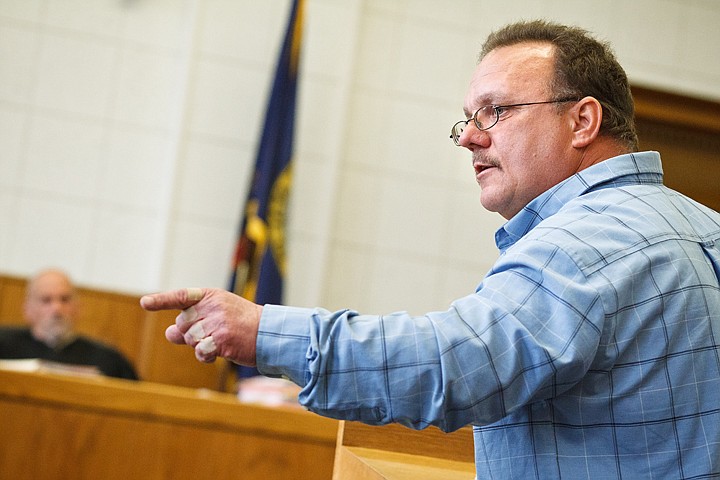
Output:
top-left (449, 98), bottom-right (579, 146)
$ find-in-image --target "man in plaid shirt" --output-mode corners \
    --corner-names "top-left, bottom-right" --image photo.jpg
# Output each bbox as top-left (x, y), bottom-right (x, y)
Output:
top-left (143, 20), bottom-right (720, 479)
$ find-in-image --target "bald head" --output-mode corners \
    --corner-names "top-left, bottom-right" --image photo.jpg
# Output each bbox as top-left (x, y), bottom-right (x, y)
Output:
top-left (23, 269), bottom-right (78, 347)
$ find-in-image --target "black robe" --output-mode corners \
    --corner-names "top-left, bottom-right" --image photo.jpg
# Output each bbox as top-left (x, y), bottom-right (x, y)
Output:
top-left (0, 327), bottom-right (138, 380)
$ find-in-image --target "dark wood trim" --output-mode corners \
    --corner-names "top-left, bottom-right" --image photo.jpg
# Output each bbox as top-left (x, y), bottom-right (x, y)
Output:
top-left (632, 85), bottom-right (720, 135)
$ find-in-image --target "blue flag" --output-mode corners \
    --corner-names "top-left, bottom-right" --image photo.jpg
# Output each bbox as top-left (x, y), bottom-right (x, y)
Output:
top-left (228, 0), bottom-right (304, 379)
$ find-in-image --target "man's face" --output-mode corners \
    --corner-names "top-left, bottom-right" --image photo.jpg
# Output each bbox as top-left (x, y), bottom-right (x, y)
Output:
top-left (24, 272), bottom-right (77, 346)
top-left (458, 42), bottom-right (581, 219)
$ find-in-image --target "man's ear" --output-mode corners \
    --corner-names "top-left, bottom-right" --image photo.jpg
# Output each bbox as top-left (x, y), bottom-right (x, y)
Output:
top-left (571, 96), bottom-right (602, 148)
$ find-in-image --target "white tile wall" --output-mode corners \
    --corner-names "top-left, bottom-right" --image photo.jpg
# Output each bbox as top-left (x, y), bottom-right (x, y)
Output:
top-left (161, 217), bottom-right (236, 289)
top-left (284, 230), bottom-right (328, 308)
top-left (0, 190), bottom-right (15, 267)
top-left (374, 176), bottom-right (450, 258)
top-left (0, 0), bottom-right (43, 21)
top-left (187, 59), bottom-right (270, 143)
top-left (99, 127), bottom-right (173, 212)
top-left (365, 251), bottom-right (444, 316)
top-left (543, 0), bottom-right (621, 34)
top-left (680, 3), bottom-right (720, 89)
top-left (616, 1), bottom-right (685, 73)
top-left (22, 115), bottom-right (105, 200)
top-left (0, 0), bottom-right (719, 318)
top-left (385, 98), bottom-right (471, 183)
top-left (33, 35), bottom-right (116, 118)
top-left (196, 0), bottom-right (288, 64)
top-left (352, 13), bottom-right (403, 91)
top-left (111, 48), bottom-right (186, 129)
top-left (0, 106), bottom-right (27, 187)
top-left (343, 90), bottom-right (392, 171)
top-left (286, 158), bottom-right (334, 236)
top-left (333, 166), bottom-right (385, 248)
top-left (44, 0), bottom-right (123, 38)
top-left (0, 23), bottom-right (39, 104)
top-left (323, 244), bottom-right (374, 311)
top-left (87, 209), bottom-right (162, 293)
top-left (9, 194), bottom-right (94, 276)
top-left (445, 188), bottom-right (505, 265)
top-left (294, 77), bottom-right (343, 157)
top-left (120, 0), bottom-right (192, 50)
top-left (176, 139), bottom-right (249, 223)
top-left (301, 0), bottom-right (360, 80)
top-left (393, 19), bottom-right (475, 104)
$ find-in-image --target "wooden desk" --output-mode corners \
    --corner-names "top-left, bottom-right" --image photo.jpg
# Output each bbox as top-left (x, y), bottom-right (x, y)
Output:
top-left (0, 369), bottom-right (338, 480)
top-left (332, 420), bottom-right (476, 480)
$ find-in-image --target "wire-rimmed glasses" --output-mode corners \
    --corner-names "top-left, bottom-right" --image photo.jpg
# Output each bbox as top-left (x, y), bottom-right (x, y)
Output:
top-left (449, 98), bottom-right (580, 146)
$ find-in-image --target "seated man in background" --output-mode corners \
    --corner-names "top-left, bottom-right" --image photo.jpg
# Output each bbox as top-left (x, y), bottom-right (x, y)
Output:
top-left (0, 269), bottom-right (138, 380)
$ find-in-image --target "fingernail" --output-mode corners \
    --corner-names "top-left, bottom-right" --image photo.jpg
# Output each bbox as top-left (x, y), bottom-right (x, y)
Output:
top-left (140, 296), bottom-right (155, 308)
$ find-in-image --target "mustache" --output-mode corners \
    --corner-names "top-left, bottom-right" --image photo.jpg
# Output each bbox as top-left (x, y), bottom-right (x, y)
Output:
top-left (472, 153), bottom-right (500, 168)
top-left (45, 314), bottom-right (71, 324)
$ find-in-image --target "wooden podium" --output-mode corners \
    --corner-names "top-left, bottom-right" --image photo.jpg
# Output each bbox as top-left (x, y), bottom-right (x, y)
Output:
top-left (0, 369), bottom-right (338, 480)
top-left (332, 420), bottom-right (476, 479)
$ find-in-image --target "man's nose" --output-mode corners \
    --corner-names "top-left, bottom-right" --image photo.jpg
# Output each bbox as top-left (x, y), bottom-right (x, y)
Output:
top-left (50, 300), bottom-right (66, 313)
top-left (458, 123), bottom-right (490, 149)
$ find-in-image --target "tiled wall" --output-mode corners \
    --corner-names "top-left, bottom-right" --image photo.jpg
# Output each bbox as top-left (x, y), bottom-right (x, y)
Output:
top-left (1, 0), bottom-right (719, 316)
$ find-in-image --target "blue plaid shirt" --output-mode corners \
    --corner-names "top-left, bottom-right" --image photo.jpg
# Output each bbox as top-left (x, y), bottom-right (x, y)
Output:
top-left (257, 151), bottom-right (720, 479)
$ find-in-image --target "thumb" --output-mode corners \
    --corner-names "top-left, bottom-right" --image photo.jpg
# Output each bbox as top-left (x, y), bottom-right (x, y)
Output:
top-left (140, 287), bottom-right (206, 311)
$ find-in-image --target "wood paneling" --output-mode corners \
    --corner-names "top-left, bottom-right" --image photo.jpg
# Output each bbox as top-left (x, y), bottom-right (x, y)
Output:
top-left (0, 369), bottom-right (338, 480)
top-left (637, 120), bottom-right (720, 211)
top-left (0, 276), bottom-right (26, 327)
top-left (633, 85), bottom-right (720, 135)
top-left (633, 86), bottom-right (720, 212)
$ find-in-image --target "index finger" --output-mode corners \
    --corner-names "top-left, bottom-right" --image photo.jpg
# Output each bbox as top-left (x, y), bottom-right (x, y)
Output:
top-left (140, 287), bottom-right (206, 311)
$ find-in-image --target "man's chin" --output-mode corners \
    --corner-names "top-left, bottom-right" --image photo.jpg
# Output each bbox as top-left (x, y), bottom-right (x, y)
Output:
top-left (479, 195), bottom-right (516, 220)
top-left (479, 191), bottom-right (501, 214)
top-left (34, 323), bottom-right (73, 348)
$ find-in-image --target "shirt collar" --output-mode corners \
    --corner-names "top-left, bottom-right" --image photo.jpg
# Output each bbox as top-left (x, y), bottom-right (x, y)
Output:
top-left (495, 151), bottom-right (664, 251)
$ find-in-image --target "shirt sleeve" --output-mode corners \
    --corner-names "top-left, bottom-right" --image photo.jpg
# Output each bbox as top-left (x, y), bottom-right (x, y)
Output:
top-left (256, 239), bottom-right (605, 432)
